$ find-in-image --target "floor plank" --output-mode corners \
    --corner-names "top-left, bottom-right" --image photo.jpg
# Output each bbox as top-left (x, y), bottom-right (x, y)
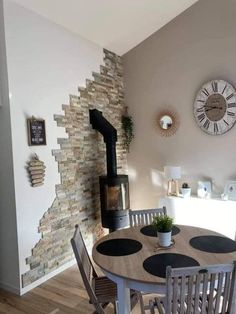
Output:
top-left (0, 265), bottom-right (144, 313)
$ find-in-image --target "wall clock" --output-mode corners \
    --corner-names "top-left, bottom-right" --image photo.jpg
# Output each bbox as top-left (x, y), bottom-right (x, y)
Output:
top-left (193, 79), bottom-right (236, 135)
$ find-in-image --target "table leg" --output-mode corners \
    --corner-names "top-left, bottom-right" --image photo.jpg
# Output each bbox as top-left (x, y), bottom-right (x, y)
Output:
top-left (117, 278), bottom-right (131, 314)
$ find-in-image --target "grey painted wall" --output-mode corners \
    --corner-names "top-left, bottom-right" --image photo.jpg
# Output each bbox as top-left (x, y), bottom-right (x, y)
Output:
top-left (123, 0), bottom-right (236, 208)
top-left (0, 0), bottom-right (20, 293)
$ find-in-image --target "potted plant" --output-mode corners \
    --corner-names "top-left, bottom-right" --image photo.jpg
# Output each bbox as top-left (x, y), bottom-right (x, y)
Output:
top-left (121, 114), bottom-right (134, 152)
top-left (152, 215), bottom-right (173, 247)
top-left (181, 182), bottom-right (191, 198)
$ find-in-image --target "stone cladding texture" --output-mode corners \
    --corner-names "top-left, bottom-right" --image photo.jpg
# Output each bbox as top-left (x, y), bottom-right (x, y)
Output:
top-left (22, 49), bottom-right (127, 287)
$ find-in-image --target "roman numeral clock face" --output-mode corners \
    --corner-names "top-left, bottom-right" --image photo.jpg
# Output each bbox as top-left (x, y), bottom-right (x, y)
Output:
top-left (194, 80), bottom-right (236, 135)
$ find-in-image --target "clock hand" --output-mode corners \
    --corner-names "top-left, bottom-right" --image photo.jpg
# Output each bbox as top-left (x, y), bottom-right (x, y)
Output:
top-left (205, 106), bottom-right (223, 111)
top-left (205, 105), bottom-right (222, 108)
top-left (198, 104), bottom-right (220, 109)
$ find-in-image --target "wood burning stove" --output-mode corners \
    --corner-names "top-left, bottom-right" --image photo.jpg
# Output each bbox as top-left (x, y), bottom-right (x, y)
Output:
top-left (89, 109), bottom-right (130, 231)
top-left (99, 175), bottom-right (129, 231)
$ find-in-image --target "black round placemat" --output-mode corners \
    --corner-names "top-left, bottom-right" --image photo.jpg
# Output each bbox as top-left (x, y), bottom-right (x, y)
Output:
top-left (143, 253), bottom-right (200, 278)
top-left (190, 236), bottom-right (236, 253)
top-left (140, 225), bottom-right (180, 238)
top-left (96, 238), bottom-right (142, 256)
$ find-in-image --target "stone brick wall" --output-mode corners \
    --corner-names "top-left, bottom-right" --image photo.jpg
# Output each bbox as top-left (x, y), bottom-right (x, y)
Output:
top-left (22, 49), bottom-right (127, 287)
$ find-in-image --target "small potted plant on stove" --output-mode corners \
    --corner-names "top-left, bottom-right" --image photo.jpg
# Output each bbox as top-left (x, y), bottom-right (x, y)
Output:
top-left (181, 182), bottom-right (191, 198)
top-left (152, 215), bottom-right (173, 247)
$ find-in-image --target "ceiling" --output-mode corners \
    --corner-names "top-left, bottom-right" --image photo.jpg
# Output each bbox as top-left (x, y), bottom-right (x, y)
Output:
top-left (11, 0), bottom-right (199, 55)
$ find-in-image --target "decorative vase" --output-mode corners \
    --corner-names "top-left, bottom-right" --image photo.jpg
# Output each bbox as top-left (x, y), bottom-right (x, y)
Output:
top-left (157, 231), bottom-right (172, 247)
top-left (181, 187), bottom-right (191, 198)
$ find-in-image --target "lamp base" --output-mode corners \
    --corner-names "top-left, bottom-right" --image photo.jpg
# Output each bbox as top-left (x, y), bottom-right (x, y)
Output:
top-left (167, 179), bottom-right (179, 196)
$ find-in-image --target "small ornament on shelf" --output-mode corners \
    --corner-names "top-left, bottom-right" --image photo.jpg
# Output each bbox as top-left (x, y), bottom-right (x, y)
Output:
top-left (197, 181), bottom-right (211, 199)
top-left (181, 182), bottom-right (191, 198)
top-left (28, 154), bottom-right (46, 187)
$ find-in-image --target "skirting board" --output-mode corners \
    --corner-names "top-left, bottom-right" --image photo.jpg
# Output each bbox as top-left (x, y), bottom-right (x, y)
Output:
top-left (0, 258), bottom-right (76, 296)
top-left (20, 258), bottom-right (76, 295)
top-left (0, 280), bottom-right (21, 295)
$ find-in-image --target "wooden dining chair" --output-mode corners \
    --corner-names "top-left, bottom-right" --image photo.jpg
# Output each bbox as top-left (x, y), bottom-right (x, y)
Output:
top-left (144, 261), bottom-right (236, 314)
top-left (129, 207), bottom-right (167, 227)
top-left (71, 224), bottom-right (140, 314)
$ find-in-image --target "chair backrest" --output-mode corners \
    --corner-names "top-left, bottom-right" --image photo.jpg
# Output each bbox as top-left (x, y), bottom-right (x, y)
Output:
top-left (71, 225), bottom-right (104, 313)
top-left (165, 261), bottom-right (236, 314)
top-left (129, 207), bottom-right (167, 227)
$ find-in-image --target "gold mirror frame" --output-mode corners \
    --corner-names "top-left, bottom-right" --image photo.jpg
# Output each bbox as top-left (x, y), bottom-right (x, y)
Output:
top-left (156, 108), bottom-right (180, 137)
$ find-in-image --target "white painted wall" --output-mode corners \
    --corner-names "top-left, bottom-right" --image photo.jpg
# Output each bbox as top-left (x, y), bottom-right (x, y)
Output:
top-left (123, 0), bottom-right (236, 209)
top-left (3, 0), bottom-right (103, 293)
top-left (0, 0), bottom-right (20, 294)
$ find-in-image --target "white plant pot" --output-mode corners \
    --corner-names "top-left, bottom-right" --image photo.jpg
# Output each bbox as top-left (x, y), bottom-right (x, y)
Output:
top-left (157, 231), bottom-right (172, 247)
top-left (181, 187), bottom-right (191, 198)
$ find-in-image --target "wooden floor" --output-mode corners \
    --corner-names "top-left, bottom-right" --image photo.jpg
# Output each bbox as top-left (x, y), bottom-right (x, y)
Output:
top-left (0, 265), bottom-right (144, 313)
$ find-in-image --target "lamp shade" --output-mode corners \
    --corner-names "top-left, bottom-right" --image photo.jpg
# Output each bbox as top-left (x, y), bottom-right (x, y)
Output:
top-left (164, 166), bottom-right (181, 180)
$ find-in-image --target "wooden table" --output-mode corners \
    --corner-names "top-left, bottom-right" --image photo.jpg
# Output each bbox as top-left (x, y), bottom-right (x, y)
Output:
top-left (92, 225), bottom-right (236, 314)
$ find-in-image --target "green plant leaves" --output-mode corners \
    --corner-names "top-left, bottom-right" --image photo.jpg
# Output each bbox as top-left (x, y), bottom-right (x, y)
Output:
top-left (122, 115), bottom-right (134, 152)
top-left (152, 215), bottom-right (173, 233)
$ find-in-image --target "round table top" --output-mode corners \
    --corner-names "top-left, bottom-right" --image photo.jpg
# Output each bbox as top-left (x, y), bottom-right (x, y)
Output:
top-left (92, 225), bottom-right (236, 285)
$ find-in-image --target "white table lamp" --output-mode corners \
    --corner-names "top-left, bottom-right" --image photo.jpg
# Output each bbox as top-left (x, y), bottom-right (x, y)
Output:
top-left (164, 166), bottom-right (181, 196)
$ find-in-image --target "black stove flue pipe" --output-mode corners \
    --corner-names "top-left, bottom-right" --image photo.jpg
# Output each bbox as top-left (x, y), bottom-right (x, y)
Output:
top-left (89, 109), bottom-right (117, 177)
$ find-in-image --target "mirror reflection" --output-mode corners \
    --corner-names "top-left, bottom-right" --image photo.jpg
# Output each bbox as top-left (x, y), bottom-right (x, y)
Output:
top-left (160, 115), bottom-right (173, 130)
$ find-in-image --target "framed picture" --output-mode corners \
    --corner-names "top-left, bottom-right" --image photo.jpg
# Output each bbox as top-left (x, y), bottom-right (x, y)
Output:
top-left (223, 181), bottom-right (236, 201)
top-left (197, 181), bottom-right (212, 199)
top-left (27, 117), bottom-right (46, 146)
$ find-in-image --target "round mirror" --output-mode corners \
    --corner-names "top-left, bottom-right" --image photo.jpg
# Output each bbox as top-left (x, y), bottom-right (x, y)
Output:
top-left (156, 108), bottom-right (180, 137)
top-left (160, 115), bottom-right (173, 130)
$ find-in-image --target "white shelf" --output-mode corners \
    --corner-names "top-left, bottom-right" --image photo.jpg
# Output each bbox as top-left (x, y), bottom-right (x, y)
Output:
top-left (159, 196), bottom-right (236, 240)
top-left (168, 194), bottom-right (235, 202)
